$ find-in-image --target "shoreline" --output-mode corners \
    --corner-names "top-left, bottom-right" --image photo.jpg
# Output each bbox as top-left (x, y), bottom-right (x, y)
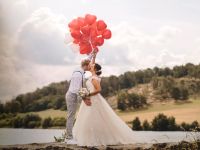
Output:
top-left (0, 140), bottom-right (199, 150)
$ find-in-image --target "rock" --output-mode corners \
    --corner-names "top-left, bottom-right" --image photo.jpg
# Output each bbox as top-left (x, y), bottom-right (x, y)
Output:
top-left (0, 140), bottom-right (199, 150)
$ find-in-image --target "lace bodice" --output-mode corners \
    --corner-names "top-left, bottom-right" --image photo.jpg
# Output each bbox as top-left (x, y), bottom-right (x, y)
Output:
top-left (86, 76), bottom-right (101, 93)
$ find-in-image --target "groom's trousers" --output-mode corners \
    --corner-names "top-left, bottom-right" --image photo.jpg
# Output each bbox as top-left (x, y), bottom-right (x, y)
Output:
top-left (65, 91), bottom-right (78, 139)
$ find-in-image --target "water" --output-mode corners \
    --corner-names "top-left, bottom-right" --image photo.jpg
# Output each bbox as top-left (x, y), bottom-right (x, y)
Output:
top-left (0, 128), bottom-right (199, 145)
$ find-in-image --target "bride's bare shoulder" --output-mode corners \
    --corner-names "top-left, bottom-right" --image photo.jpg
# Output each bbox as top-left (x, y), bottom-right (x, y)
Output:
top-left (91, 75), bottom-right (101, 81)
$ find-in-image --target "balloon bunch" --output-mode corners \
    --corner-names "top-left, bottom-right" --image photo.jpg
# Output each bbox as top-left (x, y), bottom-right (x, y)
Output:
top-left (67, 14), bottom-right (112, 54)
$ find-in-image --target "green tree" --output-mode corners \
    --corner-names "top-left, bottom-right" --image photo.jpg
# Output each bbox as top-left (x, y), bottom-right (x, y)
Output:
top-left (127, 93), bottom-right (147, 109)
top-left (170, 87), bottom-right (181, 100)
top-left (132, 117), bottom-right (142, 130)
top-left (117, 91), bottom-right (127, 111)
top-left (190, 121), bottom-right (199, 130)
top-left (152, 113), bottom-right (170, 131)
top-left (0, 103), bottom-right (4, 113)
top-left (167, 116), bottom-right (178, 131)
top-left (142, 120), bottom-right (151, 131)
top-left (180, 88), bottom-right (189, 100)
top-left (181, 122), bottom-right (191, 131)
top-left (23, 114), bottom-right (41, 128)
top-left (12, 116), bottom-right (23, 128)
top-left (54, 97), bottom-right (65, 109)
top-left (42, 117), bottom-right (53, 128)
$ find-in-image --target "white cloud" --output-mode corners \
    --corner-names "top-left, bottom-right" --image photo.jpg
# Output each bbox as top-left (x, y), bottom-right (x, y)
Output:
top-left (0, 8), bottom-right (80, 102)
top-left (15, 7), bottom-right (72, 65)
top-left (0, 2), bottom-right (200, 102)
top-left (97, 22), bottom-right (184, 70)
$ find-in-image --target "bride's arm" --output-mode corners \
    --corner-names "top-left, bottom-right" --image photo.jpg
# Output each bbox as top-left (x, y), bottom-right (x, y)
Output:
top-left (88, 79), bottom-right (101, 96)
top-left (90, 50), bottom-right (97, 65)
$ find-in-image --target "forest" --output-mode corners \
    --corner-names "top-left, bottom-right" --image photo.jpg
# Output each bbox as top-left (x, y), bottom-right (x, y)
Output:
top-left (0, 62), bottom-right (200, 113)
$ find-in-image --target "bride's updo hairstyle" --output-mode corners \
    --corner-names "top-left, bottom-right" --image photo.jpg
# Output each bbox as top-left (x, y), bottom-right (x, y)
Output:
top-left (94, 63), bottom-right (102, 76)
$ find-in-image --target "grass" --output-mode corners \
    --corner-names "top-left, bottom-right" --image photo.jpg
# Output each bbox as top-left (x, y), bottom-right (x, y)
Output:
top-left (20, 98), bottom-right (200, 125)
top-left (18, 109), bottom-right (66, 119)
top-left (117, 98), bottom-right (200, 124)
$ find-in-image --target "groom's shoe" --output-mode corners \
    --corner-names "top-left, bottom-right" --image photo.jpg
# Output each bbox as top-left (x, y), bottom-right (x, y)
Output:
top-left (65, 138), bottom-right (77, 145)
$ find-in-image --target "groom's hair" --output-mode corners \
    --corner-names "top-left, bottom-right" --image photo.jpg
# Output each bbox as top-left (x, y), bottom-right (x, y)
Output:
top-left (81, 59), bottom-right (90, 67)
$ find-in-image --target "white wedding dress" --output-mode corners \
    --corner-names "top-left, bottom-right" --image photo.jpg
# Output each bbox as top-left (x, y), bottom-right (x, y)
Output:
top-left (72, 76), bottom-right (137, 146)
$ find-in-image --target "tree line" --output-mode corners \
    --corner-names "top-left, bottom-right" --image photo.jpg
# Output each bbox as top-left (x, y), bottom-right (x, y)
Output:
top-left (132, 113), bottom-right (200, 131)
top-left (0, 63), bottom-right (200, 113)
top-left (1, 112), bottom-right (199, 131)
top-left (0, 113), bottom-right (66, 128)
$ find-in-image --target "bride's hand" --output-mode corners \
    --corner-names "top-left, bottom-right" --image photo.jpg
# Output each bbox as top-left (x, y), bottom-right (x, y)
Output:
top-left (83, 99), bottom-right (92, 106)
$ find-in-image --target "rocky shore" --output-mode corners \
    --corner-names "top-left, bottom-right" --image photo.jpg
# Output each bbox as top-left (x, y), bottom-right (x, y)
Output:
top-left (0, 140), bottom-right (200, 150)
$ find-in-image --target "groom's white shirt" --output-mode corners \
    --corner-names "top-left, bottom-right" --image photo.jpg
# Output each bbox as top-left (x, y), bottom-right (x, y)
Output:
top-left (68, 53), bottom-right (93, 94)
top-left (68, 68), bottom-right (85, 94)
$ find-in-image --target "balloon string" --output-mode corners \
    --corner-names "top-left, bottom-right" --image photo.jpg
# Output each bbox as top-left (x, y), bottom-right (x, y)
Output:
top-left (89, 34), bottom-right (94, 55)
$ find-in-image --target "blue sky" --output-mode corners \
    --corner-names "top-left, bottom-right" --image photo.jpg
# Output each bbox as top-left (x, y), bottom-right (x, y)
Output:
top-left (0, 0), bottom-right (200, 102)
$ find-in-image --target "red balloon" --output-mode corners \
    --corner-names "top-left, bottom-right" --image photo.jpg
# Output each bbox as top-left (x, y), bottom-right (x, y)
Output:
top-left (96, 37), bottom-right (104, 46)
top-left (90, 28), bottom-right (97, 38)
top-left (80, 26), bottom-right (91, 35)
top-left (71, 30), bottom-right (82, 39)
top-left (81, 34), bottom-right (90, 43)
top-left (94, 37), bottom-right (104, 46)
top-left (77, 17), bottom-right (86, 27)
top-left (91, 22), bottom-right (97, 30)
top-left (68, 19), bottom-right (80, 30)
top-left (102, 29), bottom-right (112, 39)
top-left (80, 43), bottom-right (92, 54)
top-left (85, 14), bottom-right (97, 25)
top-left (68, 14), bottom-right (112, 55)
top-left (97, 20), bottom-right (107, 31)
top-left (97, 30), bottom-right (104, 36)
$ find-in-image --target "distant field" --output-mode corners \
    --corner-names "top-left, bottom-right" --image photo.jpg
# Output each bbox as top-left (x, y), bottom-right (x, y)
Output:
top-left (19, 109), bottom-right (67, 119)
top-left (22, 98), bottom-right (200, 124)
top-left (117, 98), bottom-right (200, 124)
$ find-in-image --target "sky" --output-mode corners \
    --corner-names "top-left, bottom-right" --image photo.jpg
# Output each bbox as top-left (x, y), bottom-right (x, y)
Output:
top-left (0, 0), bottom-right (200, 103)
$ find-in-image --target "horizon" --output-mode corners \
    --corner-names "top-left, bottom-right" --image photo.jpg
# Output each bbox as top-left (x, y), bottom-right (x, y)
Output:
top-left (1, 0), bottom-right (200, 102)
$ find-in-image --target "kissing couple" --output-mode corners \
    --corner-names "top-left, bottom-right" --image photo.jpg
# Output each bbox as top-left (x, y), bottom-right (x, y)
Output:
top-left (65, 51), bottom-right (137, 146)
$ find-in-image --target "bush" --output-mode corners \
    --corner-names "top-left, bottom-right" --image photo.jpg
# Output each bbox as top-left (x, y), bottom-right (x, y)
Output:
top-left (52, 117), bottom-right (66, 127)
top-left (142, 120), bottom-right (151, 130)
top-left (170, 87), bottom-right (181, 100)
top-left (42, 117), bottom-right (53, 128)
top-left (0, 119), bottom-right (12, 127)
top-left (132, 117), bottom-right (142, 130)
top-left (22, 114), bottom-right (41, 128)
top-left (190, 121), bottom-right (199, 130)
top-left (12, 116), bottom-right (23, 128)
top-left (167, 116), bottom-right (178, 131)
top-left (53, 97), bottom-right (65, 109)
top-left (132, 114), bottom-right (199, 131)
top-left (152, 113), bottom-right (177, 131)
top-left (117, 91), bottom-right (147, 111)
top-left (180, 122), bottom-right (191, 131)
top-left (117, 91), bottom-right (128, 111)
top-left (180, 88), bottom-right (189, 100)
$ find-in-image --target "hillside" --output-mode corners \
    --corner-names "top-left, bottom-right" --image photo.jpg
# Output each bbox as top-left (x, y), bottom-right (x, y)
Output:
top-left (1, 63), bottom-right (200, 129)
top-left (0, 62), bottom-right (200, 114)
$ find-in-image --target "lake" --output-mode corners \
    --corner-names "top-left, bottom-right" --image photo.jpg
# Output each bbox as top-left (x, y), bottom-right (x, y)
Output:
top-left (0, 128), bottom-right (199, 145)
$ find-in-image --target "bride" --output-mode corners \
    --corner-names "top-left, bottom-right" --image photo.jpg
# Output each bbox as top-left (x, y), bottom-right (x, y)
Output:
top-left (72, 62), bottom-right (137, 146)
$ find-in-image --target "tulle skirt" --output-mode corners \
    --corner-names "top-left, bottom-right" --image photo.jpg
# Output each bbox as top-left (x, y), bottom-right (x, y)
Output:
top-left (72, 94), bottom-right (136, 146)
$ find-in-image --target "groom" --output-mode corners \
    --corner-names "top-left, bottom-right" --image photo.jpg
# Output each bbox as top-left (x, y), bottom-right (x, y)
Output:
top-left (65, 53), bottom-right (96, 144)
